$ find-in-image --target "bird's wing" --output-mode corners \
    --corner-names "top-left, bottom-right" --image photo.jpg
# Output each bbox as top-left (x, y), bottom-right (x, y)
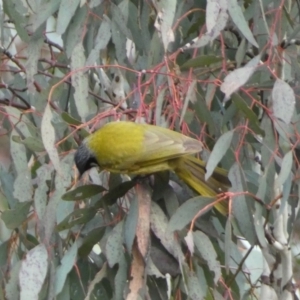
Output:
top-left (94, 122), bottom-right (202, 172)
top-left (135, 125), bottom-right (202, 164)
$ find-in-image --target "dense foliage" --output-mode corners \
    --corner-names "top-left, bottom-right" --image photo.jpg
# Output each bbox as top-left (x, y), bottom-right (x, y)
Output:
top-left (0, 0), bottom-right (300, 299)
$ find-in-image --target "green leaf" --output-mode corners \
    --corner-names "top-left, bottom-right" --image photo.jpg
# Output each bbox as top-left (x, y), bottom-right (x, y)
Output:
top-left (5, 261), bottom-right (22, 300)
top-left (156, 0), bottom-right (176, 51)
top-left (224, 219), bottom-right (232, 274)
top-left (86, 16), bottom-right (111, 66)
top-left (155, 87), bottom-right (167, 126)
top-left (231, 93), bottom-right (264, 135)
top-left (56, 207), bottom-right (97, 231)
top-left (193, 231), bottom-right (221, 284)
top-left (34, 165), bottom-right (52, 220)
top-left (124, 195), bottom-right (138, 253)
top-left (71, 42), bottom-right (90, 122)
top-left (29, 0), bottom-right (61, 31)
top-left (205, 131), bottom-right (233, 181)
top-left (0, 241), bottom-right (9, 266)
top-left (19, 245), bottom-right (48, 300)
top-left (275, 150), bottom-right (293, 189)
top-left (0, 167), bottom-right (18, 208)
top-left (62, 185), bottom-right (106, 201)
top-left (64, 6), bottom-right (88, 57)
top-left (192, 97), bottom-right (216, 136)
top-left (105, 221), bottom-right (123, 267)
top-left (55, 242), bottom-right (78, 295)
top-left (61, 112), bottom-right (82, 126)
top-left (168, 196), bottom-right (214, 232)
top-left (113, 256), bottom-right (127, 300)
top-left (235, 38), bottom-right (247, 67)
top-left (151, 202), bottom-right (184, 260)
top-left (229, 163), bottom-right (256, 245)
top-left (2, 0), bottom-right (29, 42)
top-left (228, 0), bottom-right (258, 47)
top-left (12, 136), bottom-right (45, 152)
top-left (221, 55), bottom-right (261, 99)
top-left (41, 105), bottom-right (61, 174)
top-left (95, 181), bottom-right (136, 208)
top-left (180, 80), bottom-right (196, 125)
top-left (187, 269), bottom-right (206, 300)
top-left (78, 227), bottom-right (106, 257)
top-left (84, 263), bottom-right (108, 300)
top-left (272, 79), bottom-right (295, 124)
top-left (119, 1), bottom-right (143, 51)
top-left (180, 55), bottom-right (222, 70)
top-left (56, 0), bottom-right (81, 35)
top-left (2, 202), bottom-right (32, 229)
top-left (26, 35), bottom-right (45, 92)
top-left (10, 129), bottom-right (33, 203)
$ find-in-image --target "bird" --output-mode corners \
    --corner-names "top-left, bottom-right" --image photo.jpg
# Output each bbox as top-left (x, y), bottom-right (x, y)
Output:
top-left (74, 121), bottom-right (229, 214)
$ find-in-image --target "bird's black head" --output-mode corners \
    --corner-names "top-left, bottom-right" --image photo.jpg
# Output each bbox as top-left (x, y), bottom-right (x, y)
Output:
top-left (74, 143), bottom-right (98, 176)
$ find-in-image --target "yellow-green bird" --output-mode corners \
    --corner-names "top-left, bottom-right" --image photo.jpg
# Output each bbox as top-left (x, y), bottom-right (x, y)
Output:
top-left (74, 121), bottom-right (228, 214)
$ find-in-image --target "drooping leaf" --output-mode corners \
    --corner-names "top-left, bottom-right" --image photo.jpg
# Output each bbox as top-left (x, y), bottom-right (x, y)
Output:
top-left (55, 242), bottom-right (78, 295)
top-left (78, 227), bottom-right (106, 257)
top-left (113, 255), bottom-right (128, 300)
top-left (180, 55), bottom-right (223, 70)
top-left (168, 196), bottom-right (214, 232)
top-left (71, 42), bottom-right (89, 122)
top-left (275, 150), bottom-right (293, 189)
top-left (221, 54), bottom-right (261, 99)
top-left (228, 0), bottom-right (258, 47)
top-left (193, 231), bottom-right (221, 284)
top-left (26, 35), bottom-right (44, 93)
top-left (224, 218), bottom-right (232, 274)
top-left (105, 221), bottom-right (124, 267)
top-left (86, 16), bottom-right (112, 66)
top-left (64, 6), bottom-right (88, 57)
top-left (5, 261), bottom-right (22, 300)
top-left (95, 181), bottom-right (136, 208)
top-left (205, 131), bottom-right (233, 181)
top-left (2, 201), bottom-right (32, 229)
top-left (62, 184), bottom-right (106, 200)
top-left (155, 0), bottom-right (176, 51)
top-left (231, 93), bottom-right (264, 135)
top-left (84, 263), bottom-right (108, 300)
top-left (151, 202), bottom-right (184, 260)
top-left (41, 105), bottom-right (61, 174)
top-left (19, 244), bottom-right (48, 300)
top-left (56, 0), bottom-right (81, 35)
top-left (186, 268), bottom-right (206, 300)
top-left (29, 0), bottom-right (61, 31)
top-left (61, 112), bottom-right (82, 126)
top-left (180, 80), bottom-right (196, 125)
top-left (3, 0), bottom-right (29, 41)
top-left (124, 195), bottom-right (138, 253)
top-left (34, 165), bottom-right (52, 220)
top-left (229, 163), bottom-right (256, 245)
top-left (272, 79), bottom-right (295, 124)
top-left (12, 135), bottom-right (45, 152)
top-left (56, 207), bottom-right (97, 231)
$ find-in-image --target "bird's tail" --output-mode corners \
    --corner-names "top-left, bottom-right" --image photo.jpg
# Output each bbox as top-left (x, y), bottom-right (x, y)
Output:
top-left (174, 156), bottom-right (229, 215)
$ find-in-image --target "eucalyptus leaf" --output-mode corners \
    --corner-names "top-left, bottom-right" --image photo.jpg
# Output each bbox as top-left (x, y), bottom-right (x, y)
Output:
top-left (205, 131), bottom-right (233, 181)
top-left (62, 185), bottom-right (106, 200)
top-left (272, 79), bottom-right (295, 124)
top-left (19, 244), bottom-right (48, 300)
top-left (2, 201), bottom-right (32, 229)
top-left (168, 196), bottom-right (214, 232)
